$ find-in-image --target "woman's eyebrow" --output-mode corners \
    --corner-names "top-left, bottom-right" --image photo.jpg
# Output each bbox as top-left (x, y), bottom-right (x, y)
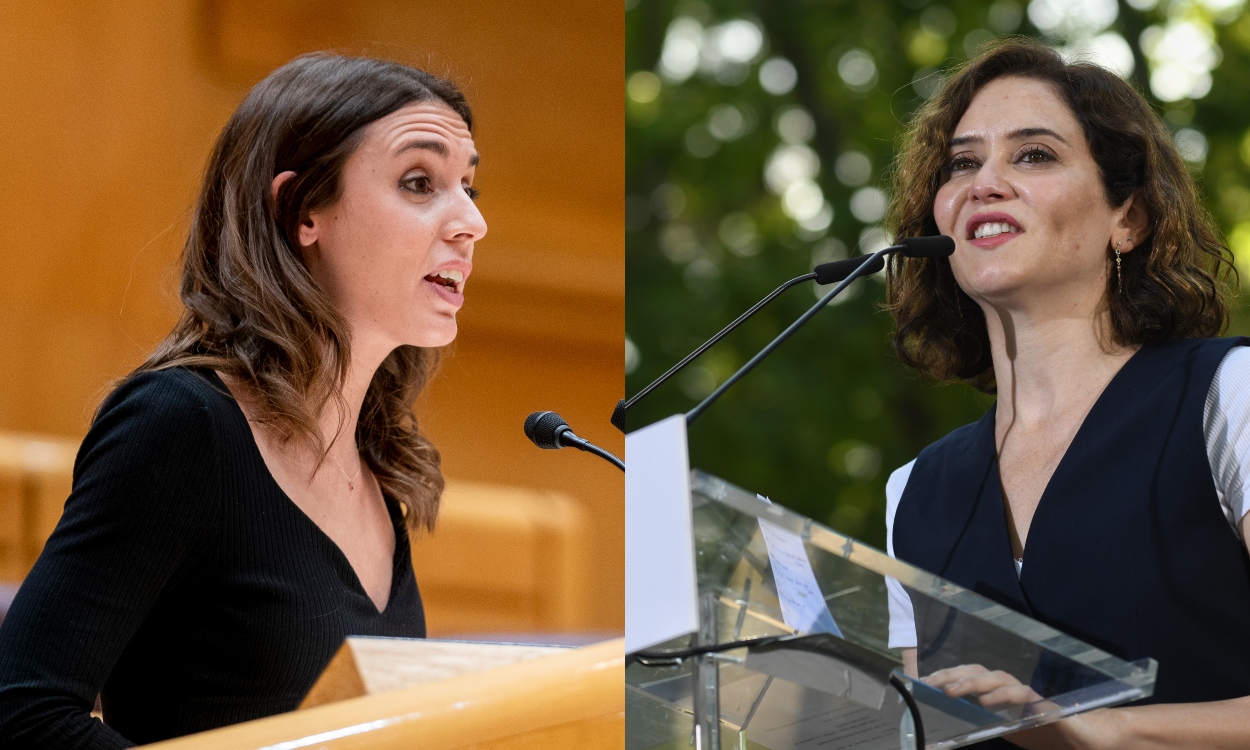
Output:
top-left (1008, 126), bottom-right (1069, 144)
top-left (396, 140), bottom-right (448, 157)
top-left (395, 139), bottom-right (480, 167)
top-left (948, 127), bottom-right (1070, 149)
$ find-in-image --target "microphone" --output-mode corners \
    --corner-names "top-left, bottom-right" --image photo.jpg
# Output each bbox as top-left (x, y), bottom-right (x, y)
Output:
top-left (684, 235), bottom-right (954, 425)
top-left (612, 254), bottom-right (888, 432)
top-left (815, 254), bottom-right (886, 283)
top-left (524, 411), bottom-right (625, 471)
top-left (895, 234), bottom-right (956, 258)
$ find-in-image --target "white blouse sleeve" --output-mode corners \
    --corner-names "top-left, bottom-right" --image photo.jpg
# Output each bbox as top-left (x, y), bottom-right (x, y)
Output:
top-left (1204, 345), bottom-right (1250, 539)
top-left (885, 459), bottom-right (918, 649)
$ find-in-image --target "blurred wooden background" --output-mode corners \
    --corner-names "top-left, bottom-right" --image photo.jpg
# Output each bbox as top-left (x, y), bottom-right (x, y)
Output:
top-left (0, 0), bottom-right (623, 635)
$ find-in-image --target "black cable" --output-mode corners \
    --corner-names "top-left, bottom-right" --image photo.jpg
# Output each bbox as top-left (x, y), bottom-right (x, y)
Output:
top-left (890, 673), bottom-right (926, 750)
top-left (628, 635), bottom-right (783, 667)
top-left (631, 638), bottom-right (926, 749)
top-left (573, 439), bottom-right (625, 471)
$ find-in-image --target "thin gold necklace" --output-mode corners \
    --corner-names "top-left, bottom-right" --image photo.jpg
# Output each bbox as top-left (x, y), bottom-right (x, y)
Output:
top-left (329, 451), bottom-right (362, 491)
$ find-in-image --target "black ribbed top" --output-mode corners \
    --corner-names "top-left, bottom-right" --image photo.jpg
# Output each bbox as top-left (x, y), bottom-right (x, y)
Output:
top-left (0, 368), bottom-right (425, 748)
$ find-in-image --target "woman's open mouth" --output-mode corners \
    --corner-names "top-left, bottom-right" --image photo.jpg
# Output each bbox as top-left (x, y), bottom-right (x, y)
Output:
top-left (424, 270), bottom-right (464, 306)
top-left (967, 214), bottom-right (1024, 249)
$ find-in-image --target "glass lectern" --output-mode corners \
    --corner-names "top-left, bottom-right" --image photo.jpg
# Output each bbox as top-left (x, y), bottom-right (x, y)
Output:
top-left (626, 471), bottom-right (1157, 750)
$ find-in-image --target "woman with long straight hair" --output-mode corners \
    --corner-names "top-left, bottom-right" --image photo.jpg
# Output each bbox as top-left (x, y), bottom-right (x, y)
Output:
top-left (0, 53), bottom-right (485, 747)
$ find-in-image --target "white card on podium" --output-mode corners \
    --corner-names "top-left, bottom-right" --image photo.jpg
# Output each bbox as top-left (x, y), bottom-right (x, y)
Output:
top-left (625, 414), bottom-right (698, 653)
top-left (757, 496), bottom-right (843, 637)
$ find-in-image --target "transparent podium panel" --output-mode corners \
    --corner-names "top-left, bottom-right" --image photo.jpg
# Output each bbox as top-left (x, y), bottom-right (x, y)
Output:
top-left (626, 471), bottom-right (1157, 750)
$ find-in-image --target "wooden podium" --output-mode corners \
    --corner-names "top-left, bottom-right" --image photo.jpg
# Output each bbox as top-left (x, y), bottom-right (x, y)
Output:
top-left (146, 637), bottom-right (624, 749)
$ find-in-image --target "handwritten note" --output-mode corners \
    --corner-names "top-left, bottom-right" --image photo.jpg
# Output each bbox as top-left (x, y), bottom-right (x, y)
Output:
top-left (757, 496), bottom-right (843, 637)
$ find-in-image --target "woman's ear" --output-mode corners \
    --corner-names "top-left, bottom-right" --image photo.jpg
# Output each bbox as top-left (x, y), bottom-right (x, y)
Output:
top-left (1116, 192), bottom-right (1152, 253)
top-left (270, 171), bottom-right (319, 248)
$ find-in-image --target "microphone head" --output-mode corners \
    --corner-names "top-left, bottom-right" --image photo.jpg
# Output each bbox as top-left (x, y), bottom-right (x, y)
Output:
top-left (899, 234), bottom-right (955, 258)
top-left (524, 410), bottom-right (570, 449)
top-left (814, 255), bottom-right (884, 284)
top-left (611, 399), bottom-right (626, 433)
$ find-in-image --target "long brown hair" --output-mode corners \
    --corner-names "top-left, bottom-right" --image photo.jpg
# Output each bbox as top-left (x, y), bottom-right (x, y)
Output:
top-left (133, 53), bottom-right (473, 532)
top-left (885, 39), bottom-right (1234, 392)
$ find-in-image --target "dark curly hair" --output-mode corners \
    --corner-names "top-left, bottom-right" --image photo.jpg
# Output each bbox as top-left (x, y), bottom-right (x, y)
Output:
top-left (128, 53), bottom-right (473, 532)
top-left (885, 38), bottom-right (1235, 392)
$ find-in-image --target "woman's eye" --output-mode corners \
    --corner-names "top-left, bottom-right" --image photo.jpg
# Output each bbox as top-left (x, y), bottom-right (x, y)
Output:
top-left (947, 155), bottom-right (978, 173)
top-left (1017, 147), bottom-right (1055, 165)
top-left (402, 175), bottom-right (433, 194)
top-left (464, 185), bottom-right (480, 201)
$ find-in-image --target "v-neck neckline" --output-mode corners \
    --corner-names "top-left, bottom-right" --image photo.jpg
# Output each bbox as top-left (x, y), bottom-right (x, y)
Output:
top-left (203, 369), bottom-right (405, 616)
top-left (987, 344), bottom-right (1148, 573)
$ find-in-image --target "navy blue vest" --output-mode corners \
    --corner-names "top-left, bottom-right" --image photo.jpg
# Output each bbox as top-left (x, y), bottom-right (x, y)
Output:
top-left (894, 338), bottom-right (1250, 733)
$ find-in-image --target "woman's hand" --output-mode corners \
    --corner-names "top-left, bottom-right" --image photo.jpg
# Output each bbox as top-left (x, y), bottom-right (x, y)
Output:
top-left (924, 663), bottom-right (1046, 710)
top-left (922, 664), bottom-right (1126, 750)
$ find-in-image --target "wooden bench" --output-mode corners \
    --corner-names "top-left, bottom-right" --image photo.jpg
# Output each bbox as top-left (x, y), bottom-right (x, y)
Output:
top-left (0, 431), bottom-right (76, 582)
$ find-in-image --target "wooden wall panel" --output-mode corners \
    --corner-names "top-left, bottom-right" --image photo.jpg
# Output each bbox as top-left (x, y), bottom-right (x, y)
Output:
top-left (0, 0), bottom-right (622, 630)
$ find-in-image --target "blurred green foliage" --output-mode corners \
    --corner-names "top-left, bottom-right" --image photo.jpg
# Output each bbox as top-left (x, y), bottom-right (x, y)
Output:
top-left (625, 0), bottom-right (1250, 547)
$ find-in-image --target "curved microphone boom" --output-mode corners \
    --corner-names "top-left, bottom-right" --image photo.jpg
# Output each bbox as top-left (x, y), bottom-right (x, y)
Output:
top-left (524, 411), bottom-right (625, 471)
top-left (611, 254), bottom-right (888, 432)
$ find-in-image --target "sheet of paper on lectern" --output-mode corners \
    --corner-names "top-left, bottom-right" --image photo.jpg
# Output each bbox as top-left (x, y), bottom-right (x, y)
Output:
top-left (625, 414), bottom-right (698, 653)
top-left (758, 495), bottom-right (843, 637)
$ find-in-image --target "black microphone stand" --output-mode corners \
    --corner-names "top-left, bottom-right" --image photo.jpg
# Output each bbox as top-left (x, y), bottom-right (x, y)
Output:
top-left (622, 271), bottom-right (816, 411)
top-left (614, 255), bottom-right (883, 431)
top-left (685, 244), bottom-right (894, 425)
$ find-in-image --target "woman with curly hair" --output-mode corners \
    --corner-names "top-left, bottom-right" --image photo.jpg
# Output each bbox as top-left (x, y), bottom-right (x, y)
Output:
top-left (884, 40), bottom-right (1250, 747)
top-left (0, 54), bottom-right (485, 747)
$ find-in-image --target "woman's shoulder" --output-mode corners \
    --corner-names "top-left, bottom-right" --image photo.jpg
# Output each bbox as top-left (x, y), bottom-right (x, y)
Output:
top-left (1204, 340), bottom-right (1250, 443)
top-left (64, 368), bottom-right (230, 535)
top-left (885, 459), bottom-right (917, 528)
top-left (84, 367), bottom-right (237, 468)
top-left (886, 408), bottom-right (995, 509)
top-left (97, 367), bottom-right (233, 425)
top-left (884, 421), bottom-right (982, 516)
top-left (1144, 335), bottom-right (1250, 367)
top-left (914, 408), bottom-right (994, 464)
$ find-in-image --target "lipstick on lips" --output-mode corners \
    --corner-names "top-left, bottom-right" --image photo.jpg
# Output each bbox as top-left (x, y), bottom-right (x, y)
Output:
top-left (966, 211), bottom-right (1023, 249)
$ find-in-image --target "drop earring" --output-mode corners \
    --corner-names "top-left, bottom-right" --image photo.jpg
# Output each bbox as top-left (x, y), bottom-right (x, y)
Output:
top-left (1114, 237), bottom-right (1132, 291)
